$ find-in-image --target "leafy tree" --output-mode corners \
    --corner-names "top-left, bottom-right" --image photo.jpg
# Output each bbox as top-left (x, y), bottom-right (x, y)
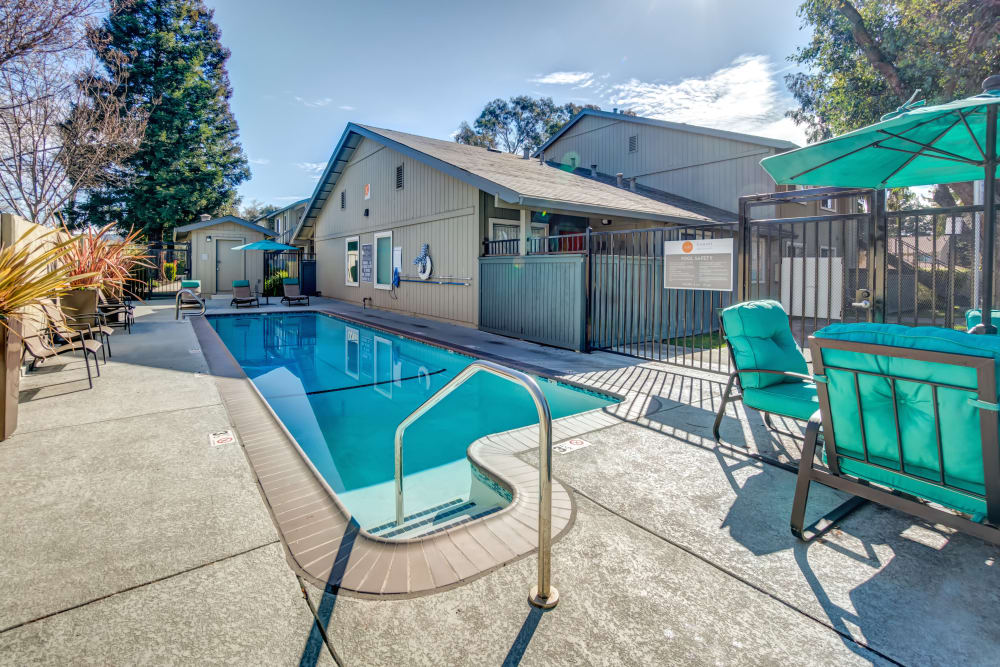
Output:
top-left (455, 96), bottom-right (608, 154)
top-left (786, 0), bottom-right (1000, 206)
top-left (76, 0), bottom-right (250, 239)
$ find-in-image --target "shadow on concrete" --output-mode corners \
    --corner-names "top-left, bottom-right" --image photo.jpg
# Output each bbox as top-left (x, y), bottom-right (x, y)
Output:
top-left (298, 519), bottom-right (360, 667)
top-left (501, 606), bottom-right (547, 667)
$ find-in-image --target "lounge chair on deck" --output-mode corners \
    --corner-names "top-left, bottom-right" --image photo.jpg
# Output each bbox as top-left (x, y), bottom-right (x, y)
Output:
top-left (230, 280), bottom-right (259, 308)
top-left (21, 312), bottom-right (103, 389)
top-left (281, 278), bottom-right (309, 306)
top-left (713, 300), bottom-right (819, 452)
top-left (792, 323), bottom-right (1000, 545)
top-left (97, 292), bottom-right (134, 334)
top-left (42, 299), bottom-right (112, 360)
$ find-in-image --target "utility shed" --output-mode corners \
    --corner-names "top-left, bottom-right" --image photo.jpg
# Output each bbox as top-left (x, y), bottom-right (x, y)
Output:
top-left (173, 216), bottom-right (274, 295)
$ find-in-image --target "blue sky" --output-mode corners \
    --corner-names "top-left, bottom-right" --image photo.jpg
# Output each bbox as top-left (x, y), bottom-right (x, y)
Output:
top-left (210, 0), bottom-right (812, 207)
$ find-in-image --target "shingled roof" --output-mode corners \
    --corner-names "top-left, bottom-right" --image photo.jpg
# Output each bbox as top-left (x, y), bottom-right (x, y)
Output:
top-left (292, 123), bottom-right (730, 243)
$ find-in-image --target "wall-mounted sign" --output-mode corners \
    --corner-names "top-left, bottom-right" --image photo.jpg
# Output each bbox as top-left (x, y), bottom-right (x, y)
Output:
top-left (363, 183), bottom-right (371, 200)
top-left (664, 237), bottom-right (734, 291)
top-left (360, 243), bottom-right (373, 282)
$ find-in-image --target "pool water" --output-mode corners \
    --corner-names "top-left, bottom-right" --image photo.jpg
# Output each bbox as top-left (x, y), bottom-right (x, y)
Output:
top-left (209, 312), bottom-right (617, 533)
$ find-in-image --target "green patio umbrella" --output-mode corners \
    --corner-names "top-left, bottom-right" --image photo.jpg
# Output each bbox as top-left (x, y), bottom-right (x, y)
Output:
top-left (760, 75), bottom-right (1000, 331)
top-left (230, 239), bottom-right (299, 251)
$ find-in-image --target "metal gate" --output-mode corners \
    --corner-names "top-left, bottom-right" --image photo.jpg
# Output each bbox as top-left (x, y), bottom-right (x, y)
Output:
top-left (262, 250), bottom-right (315, 297)
top-left (587, 223), bottom-right (737, 372)
top-left (739, 186), bottom-right (994, 356)
top-left (135, 241), bottom-right (191, 299)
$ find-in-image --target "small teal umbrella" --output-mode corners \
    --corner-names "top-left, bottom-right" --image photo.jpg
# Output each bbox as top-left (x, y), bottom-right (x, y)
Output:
top-left (231, 239), bottom-right (299, 251)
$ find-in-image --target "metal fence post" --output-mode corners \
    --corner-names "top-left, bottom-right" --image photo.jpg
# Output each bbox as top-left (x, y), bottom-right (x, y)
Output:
top-left (872, 189), bottom-right (888, 323)
top-left (583, 227), bottom-right (592, 353)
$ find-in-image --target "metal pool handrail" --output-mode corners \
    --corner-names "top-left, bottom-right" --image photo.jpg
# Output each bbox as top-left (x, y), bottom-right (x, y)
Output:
top-left (175, 288), bottom-right (205, 319)
top-left (394, 359), bottom-right (559, 609)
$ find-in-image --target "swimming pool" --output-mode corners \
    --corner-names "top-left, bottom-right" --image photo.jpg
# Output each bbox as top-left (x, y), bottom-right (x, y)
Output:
top-left (209, 311), bottom-right (617, 537)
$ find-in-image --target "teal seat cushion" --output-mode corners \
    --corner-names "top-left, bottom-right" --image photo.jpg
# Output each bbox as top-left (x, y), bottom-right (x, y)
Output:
top-left (743, 381), bottom-right (819, 421)
top-left (180, 280), bottom-right (200, 288)
top-left (721, 300), bottom-right (807, 388)
top-left (965, 309), bottom-right (1000, 332)
top-left (283, 278), bottom-right (299, 285)
top-left (813, 323), bottom-right (1000, 516)
top-left (232, 280), bottom-right (249, 287)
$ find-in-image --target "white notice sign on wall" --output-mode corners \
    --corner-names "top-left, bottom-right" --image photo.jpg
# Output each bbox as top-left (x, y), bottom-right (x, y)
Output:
top-left (664, 238), bottom-right (734, 291)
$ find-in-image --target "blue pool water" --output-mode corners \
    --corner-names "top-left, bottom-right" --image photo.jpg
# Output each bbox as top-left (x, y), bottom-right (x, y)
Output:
top-left (209, 312), bottom-right (617, 532)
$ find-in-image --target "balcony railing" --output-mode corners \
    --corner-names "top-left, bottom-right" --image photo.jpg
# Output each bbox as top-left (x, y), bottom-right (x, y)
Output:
top-left (482, 232), bottom-right (590, 257)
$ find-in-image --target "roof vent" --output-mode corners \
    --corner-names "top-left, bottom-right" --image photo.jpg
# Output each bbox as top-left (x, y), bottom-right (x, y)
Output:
top-left (590, 164), bottom-right (598, 177)
top-left (612, 108), bottom-right (618, 114)
top-left (199, 213), bottom-right (211, 221)
top-left (486, 147), bottom-right (502, 153)
top-left (629, 177), bottom-right (637, 192)
top-left (522, 147), bottom-right (530, 159)
top-left (616, 173), bottom-right (624, 188)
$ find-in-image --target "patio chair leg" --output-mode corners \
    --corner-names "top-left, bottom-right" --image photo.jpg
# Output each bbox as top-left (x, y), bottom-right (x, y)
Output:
top-left (83, 348), bottom-right (93, 389)
top-left (713, 373), bottom-right (740, 443)
top-left (105, 332), bottom-right (111, 358)
top-left (791, 418), bottom-right (868, 541)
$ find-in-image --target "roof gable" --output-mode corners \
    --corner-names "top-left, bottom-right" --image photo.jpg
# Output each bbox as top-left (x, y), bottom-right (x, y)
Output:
top-left (174, 216), bottom-right (275, 237)
top-left (534, 109), bottom-right (799, 158)
top-left (292, 122), bottom-right (732, 243)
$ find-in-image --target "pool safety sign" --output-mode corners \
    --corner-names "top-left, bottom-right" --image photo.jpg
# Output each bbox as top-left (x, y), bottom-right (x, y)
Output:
top-left (554, 438), bottom-right (593, 454)
top-left (360, 243), bottom-right (373, 283)
top-left (664, 238), bottom-right (734, 292)
top-left (209, 430), bottom-right (237, 447)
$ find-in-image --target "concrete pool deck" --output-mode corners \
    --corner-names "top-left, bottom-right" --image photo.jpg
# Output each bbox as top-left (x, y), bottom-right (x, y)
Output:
top-left (1, 297), bottom-right (997, 665)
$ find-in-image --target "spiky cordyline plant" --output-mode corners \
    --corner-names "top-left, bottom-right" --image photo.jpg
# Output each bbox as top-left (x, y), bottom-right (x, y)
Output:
top-left (0, 229), bottom-right (92, 333)
top-left (60, 223), bottom-right (153, 299)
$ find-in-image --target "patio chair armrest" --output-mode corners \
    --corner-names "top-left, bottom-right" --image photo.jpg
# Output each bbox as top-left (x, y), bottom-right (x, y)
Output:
top-left (66, 311), bottom-right (108, 327)
top-left (732, 368), bottom-right (815, 383)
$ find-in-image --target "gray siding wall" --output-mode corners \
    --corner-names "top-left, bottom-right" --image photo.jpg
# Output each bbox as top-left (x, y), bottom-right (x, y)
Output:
top-left (313, 137), bottom-right (481, 326)
top-left (541, 115), bottom-right (782, 214)
top-left (479, 254), bottom-right (586, 351)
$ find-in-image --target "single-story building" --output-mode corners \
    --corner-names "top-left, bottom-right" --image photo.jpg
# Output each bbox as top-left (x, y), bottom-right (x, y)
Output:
top-left (289, 122), bottom-right (734, 328)
top-left (173, 215), bottom-right (274, 295)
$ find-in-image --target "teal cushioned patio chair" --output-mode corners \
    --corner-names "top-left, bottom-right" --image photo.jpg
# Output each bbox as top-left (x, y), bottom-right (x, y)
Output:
top-left (713, 300), bottom-right (819, 451)
top-left (792, 323), bottom-right (1000, 545)
top-left (230, 280), bottom-right (259, 308)
top-left (280, 277), bottom-right (309, 306)
top-left (965, 309), bottom-right (1000, 332)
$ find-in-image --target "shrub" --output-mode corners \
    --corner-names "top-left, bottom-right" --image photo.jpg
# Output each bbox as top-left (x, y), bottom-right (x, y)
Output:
top-left (264, 269), bottom-right (288, 296)
top-left (163, 261), bottom-right (177, 281)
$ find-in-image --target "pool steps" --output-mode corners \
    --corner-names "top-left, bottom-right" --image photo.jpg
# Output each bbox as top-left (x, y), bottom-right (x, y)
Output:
top-left (366, 498), bottom-right (502, 540)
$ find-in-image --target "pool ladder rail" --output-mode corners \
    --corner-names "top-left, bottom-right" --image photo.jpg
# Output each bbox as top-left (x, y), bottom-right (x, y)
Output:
top-left (175, 288), bottom-right (206, 319)
top-left (394, 359), bottom-right (559, 609)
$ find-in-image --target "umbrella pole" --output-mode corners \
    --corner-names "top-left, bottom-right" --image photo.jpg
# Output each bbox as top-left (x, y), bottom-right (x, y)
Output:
top-left (979, 104), bottom-right (998, 334)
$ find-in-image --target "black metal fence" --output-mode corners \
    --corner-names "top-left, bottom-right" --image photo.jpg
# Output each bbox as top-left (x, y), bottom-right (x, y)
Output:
top-left (739, 187), bottom-right (999, 357)
top-left (587, 224), bottom-right (737, 371)
top-left (134, 241), bottom-right (190, 299)
top-left (262, 250), bottom-right (316, 297)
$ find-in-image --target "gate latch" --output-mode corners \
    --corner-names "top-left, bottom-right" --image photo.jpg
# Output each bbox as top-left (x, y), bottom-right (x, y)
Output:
top-left (852, 288), bottom-right (872, 309)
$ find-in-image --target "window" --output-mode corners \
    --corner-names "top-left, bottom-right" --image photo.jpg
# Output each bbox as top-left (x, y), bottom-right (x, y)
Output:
top-left (275, 215), bottom-right (283, 235)
top-left (628, 135), bottom-right (638, 153)
top-left (820, 197), bottom-right (836, 211)
top-left (395, 164), bottom-right (404, 190)
top-left (374, 231), bottom-right (392, 290)
top-left (340, 190), bottom-right (346, 210)
top-left (345, 236), bottom-right (359, 286)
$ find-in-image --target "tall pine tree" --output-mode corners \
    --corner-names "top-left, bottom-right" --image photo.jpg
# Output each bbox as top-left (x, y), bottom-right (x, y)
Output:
top-left (78, 0), bottom-right (249, 239)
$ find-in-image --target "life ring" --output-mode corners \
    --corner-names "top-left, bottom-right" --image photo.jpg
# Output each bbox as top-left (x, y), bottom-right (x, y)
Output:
top-left (417, 254), bottom-right (432, 280)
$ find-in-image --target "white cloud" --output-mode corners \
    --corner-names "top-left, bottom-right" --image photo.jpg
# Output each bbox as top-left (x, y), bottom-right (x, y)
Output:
top-left (530, 71), bottom-right (595, 87)
top-left (606, 55), bottom-right (806, 145)
top-left (294, 96), bottom-right (333, 108)
top-left (296, 161), bottom-right (326, 173)
top-left (339, 105), bottom-right (355, 111)
top-left (249, 158), bottom-right (270, 165)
